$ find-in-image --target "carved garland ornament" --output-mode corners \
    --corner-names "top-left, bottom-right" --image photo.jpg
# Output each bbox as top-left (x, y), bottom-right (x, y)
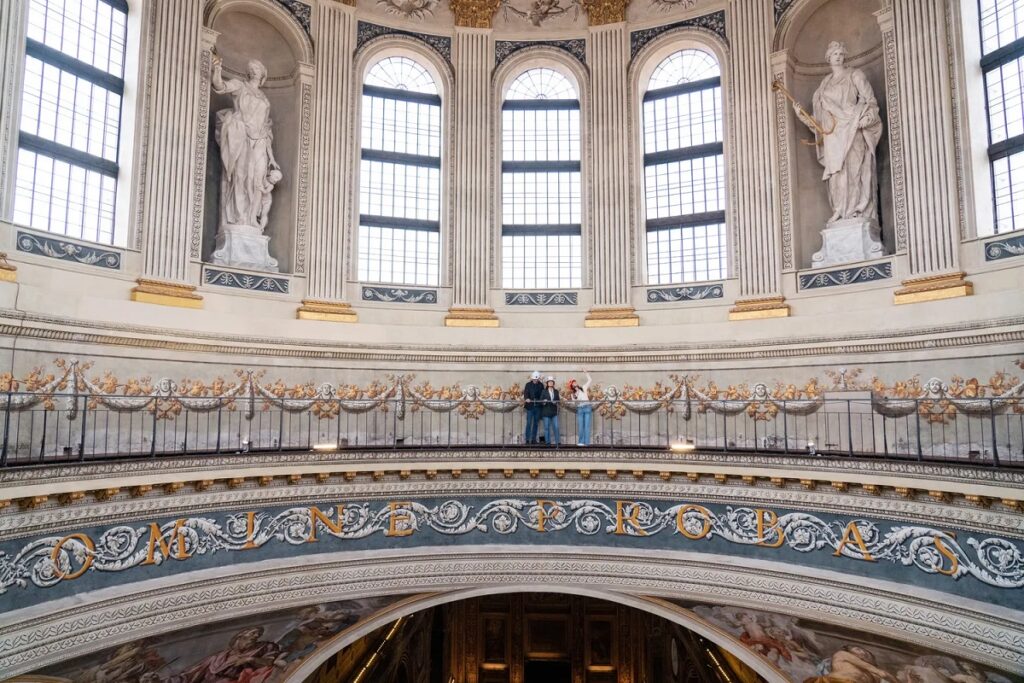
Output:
top-left (2, 500), bottom-right (1022, 595)
top-left (1, 360), bottom-right (1022, 426)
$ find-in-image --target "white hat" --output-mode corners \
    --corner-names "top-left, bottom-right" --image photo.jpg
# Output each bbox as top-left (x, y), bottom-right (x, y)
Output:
top-left (531, 371), bottom-right (541, 380)
top-left (546, 376), bottom-right (555, 383)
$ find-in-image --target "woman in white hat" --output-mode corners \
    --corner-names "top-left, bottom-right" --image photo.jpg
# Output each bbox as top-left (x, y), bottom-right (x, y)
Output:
top-left (539, 375), bottom-right (561, 447)
top-left (523, 371), bottom-right (544, 444)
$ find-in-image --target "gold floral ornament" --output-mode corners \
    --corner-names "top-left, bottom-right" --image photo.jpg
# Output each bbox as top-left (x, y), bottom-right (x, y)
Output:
top-left (449, 0), bottom-right (501, 27)
top-left (580, 0), bottom-right (628, 25)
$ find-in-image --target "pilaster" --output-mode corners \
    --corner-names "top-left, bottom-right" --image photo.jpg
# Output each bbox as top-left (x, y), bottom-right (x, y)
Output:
top-left (728, 0), bottom-right (789, 321)
top-left (131, 0), bottom-right (205, 309)
top-left (890, 0), bottom-right (971, 304)
top-left (189, 27), bottom-right (219, 263)
top-left (446, 27), bottom-right (499, 328)
top-left (298, 1), bottom-right (358, 323)
top-left (585, 20), bottom-right (638, 328)
top-left (0, 0), bottom-right (26, 221)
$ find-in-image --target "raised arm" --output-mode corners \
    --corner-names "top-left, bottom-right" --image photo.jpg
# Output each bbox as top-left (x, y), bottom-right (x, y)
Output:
top-left (582, 371), bottom-right (592, 391)
top-left (210, 53), bottom-right (240, 95)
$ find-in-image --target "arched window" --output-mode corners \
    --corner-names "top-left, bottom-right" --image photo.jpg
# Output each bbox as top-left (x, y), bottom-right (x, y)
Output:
top-left (13, 0), bottom-right (128, 245)
top-left (501, 67), bottom-right (582, 290)
top-left (980, 0), bottom-right (1024, 234)
top-left (641, 49), bottom-right (726, 284)
top-left (358, 56), bottom-right (441, 286)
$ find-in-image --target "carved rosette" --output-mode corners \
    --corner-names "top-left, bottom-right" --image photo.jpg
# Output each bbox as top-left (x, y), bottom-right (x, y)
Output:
top-left (582, 0), bottom-right (629, 25)
top-left (450, 0), bottom-right (501, 27)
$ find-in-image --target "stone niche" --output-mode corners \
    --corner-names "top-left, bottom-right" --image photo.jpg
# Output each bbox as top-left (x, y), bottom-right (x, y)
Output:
top-left (774, 0), bottom-right (892, 270)
top-left (203, 0), bottom-right (312, 274)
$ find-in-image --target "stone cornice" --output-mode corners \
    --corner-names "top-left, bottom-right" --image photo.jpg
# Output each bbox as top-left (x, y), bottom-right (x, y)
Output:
top-left (0, 309), bottom-right (1021, 365)
top-left (1, 549), bottom-right (1020, 676)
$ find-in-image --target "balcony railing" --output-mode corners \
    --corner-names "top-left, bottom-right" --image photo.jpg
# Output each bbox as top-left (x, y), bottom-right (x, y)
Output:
top-left (1, 394), bottom-right (1021, 468)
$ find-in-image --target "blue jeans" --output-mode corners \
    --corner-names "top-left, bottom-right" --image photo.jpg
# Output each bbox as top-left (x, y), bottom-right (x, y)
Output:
top-left (543, 415), bottom-right (560, 446)
top-left (525, 407), bottom-right (541, 444)
top-left (576, 404), bottom-right (592, 445)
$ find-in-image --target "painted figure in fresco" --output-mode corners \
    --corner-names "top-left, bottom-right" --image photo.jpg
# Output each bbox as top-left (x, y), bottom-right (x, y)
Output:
top-left (74, 640), bottom-right (166, 683)
top-left (805, 645), bottom-right (898, 683)
top-left (795, 41), bottom-right (883, 225)
top-left (277, 605), bottom-right (358, 662)
top-left (145, 627), bottom-right (286, 683)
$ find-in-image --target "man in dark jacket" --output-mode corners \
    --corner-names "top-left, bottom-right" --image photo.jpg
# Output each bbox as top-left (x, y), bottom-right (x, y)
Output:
top-left (540, 375), bottom-right (560, 447)
top-left (523, 371), bottom-right (544, 444)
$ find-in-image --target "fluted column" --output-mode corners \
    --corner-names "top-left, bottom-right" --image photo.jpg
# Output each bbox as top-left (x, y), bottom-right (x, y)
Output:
top-left (583, 21), bottom-right (638, 328)
top-left (0, 0), bottom-right (25, 222)
top-left (130, 0), bottom-right (204, 308)
top-left (445, 28), bottom-right (499, 328)
top-left (297, 0), bottom-right (358, 322)
top-left (890, 0), bottom-right (972, 304)
top-left (727, 0), bottom-right (789, 321)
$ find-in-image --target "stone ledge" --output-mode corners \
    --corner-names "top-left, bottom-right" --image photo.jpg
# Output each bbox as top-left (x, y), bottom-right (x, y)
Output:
top-left (894, 272), bottom-right (973, 305)
top-left (584, 307), bottom-right (640, 328)
top-left (130, 279), bottom-right (203, 309)
top-left (296, 299), bottom-right (358, 323)
top-left (728, 296), bottom-right (790, 321)
top-left (445, 307), bottom-right (500, 327)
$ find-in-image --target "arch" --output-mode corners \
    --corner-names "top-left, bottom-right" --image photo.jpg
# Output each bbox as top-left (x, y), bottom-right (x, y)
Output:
top-left (204, 0), bottom-right (313, 66)
top-left (285, 587), bottom-right (789, 683)
top-left (629, 28), bottom-right (735, 286)
top-left (349, 36), bottom-right (455, 288)
top-left (492, 47), bottom-right (592, 290)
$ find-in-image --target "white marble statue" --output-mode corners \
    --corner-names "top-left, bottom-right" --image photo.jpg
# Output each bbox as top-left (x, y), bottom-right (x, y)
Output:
top-left (210, 54), bottom-right (281, 272)
top-left (795, 41), bottom-right (884, 267)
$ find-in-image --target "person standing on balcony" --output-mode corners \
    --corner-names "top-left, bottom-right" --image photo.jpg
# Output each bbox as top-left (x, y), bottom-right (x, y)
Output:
top-left (569, 370), bottom-right (593, 446)
top-left (540, 376), bottom-right (561, 447)
top-left (523, 371), bottom-right (544, 445)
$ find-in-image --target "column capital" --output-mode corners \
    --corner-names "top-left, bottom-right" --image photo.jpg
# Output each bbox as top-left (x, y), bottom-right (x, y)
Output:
top-left (450, 0), bottom-right (501, 28)
top-left (582, 0), bottom-right (629, 27)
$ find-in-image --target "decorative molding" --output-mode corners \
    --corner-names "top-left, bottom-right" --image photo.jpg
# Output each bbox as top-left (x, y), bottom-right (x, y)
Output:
top-left (203, 267), bottom-right (290, 294)
top-left (296, 299), bottom-right (358, 323)
top-left (585, 306), bottom-right (640, 328)
top-left (985, 232), bottom-right (1024, 261)
top-left (728, 296), bottom-right (790, 321)
top-left (15, 231), bottom-right (121, 270)
top-left (362, 286), bottom-right (438, 304)
top-left (894, 272), bottom-right (973, 306)
top-left (581, 0), bottom-right (628, 26)
top-left (495, 39), bottom-right (587, 68)
top-left (1, 553), bottom-right (1021, 677)
top-left (646, 284), bottom-right (723, 303)
top-left (798, 262), bottom-right (892, 290)
top-left (445, 307), bottom-right (500, 327)
top-left (879, 12), bottom-right (908, 252)
top-left (130, 278), bottom-right (203, 309)
top-left (356, 21), bottom-right (451, 63)
top-left (629, 10), bottom-right (727, 58)
top-left (505, 292), bottom-right (578, 306)
top-left (774, 67), bottom-right (795, 271)
top-left (450, 0), bottom-right (501, 27)
top-left (273, 0), bottom-right (311, 34)
top-left (295, 80), bottom-right (313, 275)
top-left (189, 42), bottom-right (213, 260)
top-left (773, 0), bottom-right (796, 25)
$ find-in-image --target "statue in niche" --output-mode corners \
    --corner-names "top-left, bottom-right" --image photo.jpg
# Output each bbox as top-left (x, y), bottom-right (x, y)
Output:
top-left (209, 53), bottom-right (281, 272)
top-left (793, 40), bottom-right (884, 267)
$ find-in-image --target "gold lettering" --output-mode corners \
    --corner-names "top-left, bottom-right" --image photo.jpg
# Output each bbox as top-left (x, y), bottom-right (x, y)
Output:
top-left (385, 502), bottom-right (414, 537)
top-left (242, 511), bottom-right (259, 550)
top-left (676, 504), bottom-right (712, 540)
top-left (307, 506), bottom-right (345, 543)
top-left (756, 509), bottom-right (784, 548)
top-left (142, 519), bottom-right (191, 565)
top-left (614, 501), bottom-right (648, 536)
top-left (934, 535), bottom-right (960, 577)
top-left (833, 522), bottom-right (876, 562)
top-left (534, 500), bottom-right (561, 533)
top-left (50, 533), bottom-right (95, 580)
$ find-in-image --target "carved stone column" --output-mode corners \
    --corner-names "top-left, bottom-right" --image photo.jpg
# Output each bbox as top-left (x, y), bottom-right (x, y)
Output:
top-left (583, 4), bottom-right (639, 328)
top-left (890, 0), bottom-right (972, 304)
top-left (727, 0), bottom-right (789, 321)
top-left (0, 0), bottom-right (25, 222)
top-left (297, 0), bottom-right (358, 322)
top-left (445, 0), bottom-right (501, 327)
top-left (131, 0), bottom-right (205, 308)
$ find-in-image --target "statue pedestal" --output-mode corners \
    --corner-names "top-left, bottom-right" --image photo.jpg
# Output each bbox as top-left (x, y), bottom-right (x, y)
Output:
top-left (211, 224), bottom-right (279, 273)
top-left (812, 218), bottom-right (883, 268)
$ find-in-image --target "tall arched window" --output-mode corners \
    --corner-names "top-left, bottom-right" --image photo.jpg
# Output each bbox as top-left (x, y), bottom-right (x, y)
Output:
top-left (641, 49), bottom-right (726, 284)
top-left (358, 56), bottom-right (441, 286)
top-left (980, 0), bottom-right (1024, 234)
top-left (13, 0), bottom-right (128, 245)
top-left (501, 68), bottom-right (582, 290)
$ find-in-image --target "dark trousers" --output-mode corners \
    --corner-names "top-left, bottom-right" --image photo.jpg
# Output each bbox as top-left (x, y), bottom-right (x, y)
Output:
top-left (525, 406), bottom-right (542, 444)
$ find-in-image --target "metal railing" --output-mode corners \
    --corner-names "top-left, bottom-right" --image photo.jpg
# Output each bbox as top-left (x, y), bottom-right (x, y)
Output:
top-left (1, 394), bottom-right (1021, 468)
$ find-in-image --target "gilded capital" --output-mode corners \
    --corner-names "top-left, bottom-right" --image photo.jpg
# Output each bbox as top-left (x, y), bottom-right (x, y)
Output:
top-left (582, 0), bottom-right (629, 26)
top-left (450, 0), bottom-right (500, 27)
